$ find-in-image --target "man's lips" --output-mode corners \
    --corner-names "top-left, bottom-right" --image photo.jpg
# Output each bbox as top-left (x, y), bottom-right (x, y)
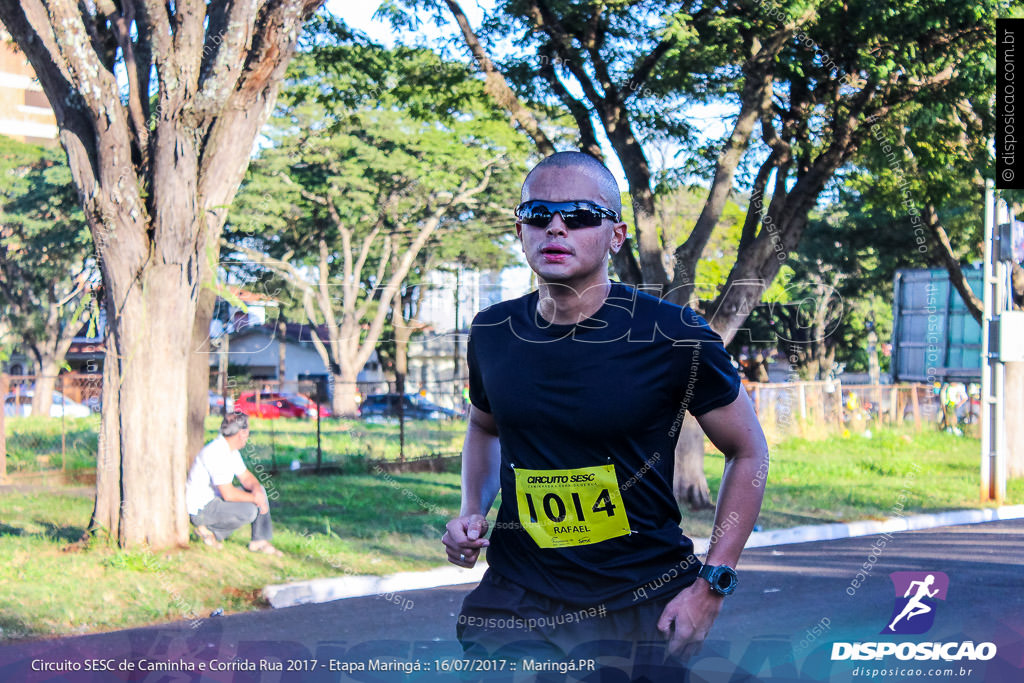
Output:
top-left (540, 244), bottom-right (572, 255)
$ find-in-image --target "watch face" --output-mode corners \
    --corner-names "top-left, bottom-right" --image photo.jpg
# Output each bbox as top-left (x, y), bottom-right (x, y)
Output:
top-left (707, 565), bottom-right (738, 595)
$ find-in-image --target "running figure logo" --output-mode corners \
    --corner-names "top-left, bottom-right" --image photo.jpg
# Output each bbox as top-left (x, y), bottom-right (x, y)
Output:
top-left (883, 571), bottom-right (949, 635)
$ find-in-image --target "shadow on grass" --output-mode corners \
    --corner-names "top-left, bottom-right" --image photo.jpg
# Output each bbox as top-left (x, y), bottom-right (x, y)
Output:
top-left (0, 614), bottom-right (37, 642)
top-left (0, 518), bottom-right (85, 543)
top-left (381, 473), bottom-right (462, 491)
top-left (36, 520), bottom-right (86, 543)
top-left (0, 522), bottom-right (26, 537)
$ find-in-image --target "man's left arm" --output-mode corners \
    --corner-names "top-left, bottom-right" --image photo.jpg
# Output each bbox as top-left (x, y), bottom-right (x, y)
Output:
top-left (657, 389), bottom-right (769, 656)
top-left (238, 470), bottom-right (269, 514)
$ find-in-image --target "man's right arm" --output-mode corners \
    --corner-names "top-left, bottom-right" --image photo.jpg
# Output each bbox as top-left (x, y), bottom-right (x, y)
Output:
top-left (443, 406), bottom-right (501, 567)
top-left (216, 482), bottom-right (266, 512)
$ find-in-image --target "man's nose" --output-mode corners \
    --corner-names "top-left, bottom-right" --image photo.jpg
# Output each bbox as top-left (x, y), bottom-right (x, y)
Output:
top-left (546, 213), bottom-right (569, 235)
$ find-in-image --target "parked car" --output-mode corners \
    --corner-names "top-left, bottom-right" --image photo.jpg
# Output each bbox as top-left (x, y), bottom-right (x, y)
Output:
top-left (281, 392), bottom-right (331, 418)
top-left (84, 394), bottom-right (102, 414)
top-left (208, 391), bottom-right (235, 415)
top-left (234, 391), bottom-right (329, 419)
top-left (358, 393), bottom-right (459, 421)
top-left (4, 390), bottom-right (92, 418)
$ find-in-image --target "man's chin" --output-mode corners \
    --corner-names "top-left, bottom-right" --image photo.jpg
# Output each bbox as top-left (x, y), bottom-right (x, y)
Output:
top-left (535, 272), bottom-right (582, 289)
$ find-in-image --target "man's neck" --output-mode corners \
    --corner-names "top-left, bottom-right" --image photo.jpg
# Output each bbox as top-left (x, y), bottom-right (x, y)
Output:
top-left (536, 278), bottom-right (612, 324)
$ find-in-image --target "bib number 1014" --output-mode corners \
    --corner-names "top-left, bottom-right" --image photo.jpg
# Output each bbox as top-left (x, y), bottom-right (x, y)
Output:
top-left (523, 488), bottom-right (617, 524)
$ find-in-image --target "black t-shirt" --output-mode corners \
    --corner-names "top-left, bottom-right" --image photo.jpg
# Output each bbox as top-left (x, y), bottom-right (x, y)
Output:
top-left (467, 282), bottom-right (742, 610)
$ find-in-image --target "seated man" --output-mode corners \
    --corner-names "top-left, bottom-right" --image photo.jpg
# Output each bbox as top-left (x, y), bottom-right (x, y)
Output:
top-left (185, 412), bottom-right (282, 555)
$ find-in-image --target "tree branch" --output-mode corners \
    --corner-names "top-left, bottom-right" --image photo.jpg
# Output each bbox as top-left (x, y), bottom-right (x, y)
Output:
top-left (197, 0), bottom-right (325, 227)
top-left (352, 162), bottom-right (500, 373)
top-left (527, 1), bottom-right (605, 110)
top-left (922, 203), bottom-right (983, 323)
top-left (96, 0), bottom-right (149, 165)
top-left (302, 288), bottom-right (333, 371)
top-left (738, 150), bottom-right (780, 255)
top-left (537, 52), bottom-right (602, 158)
top-left (196, 0), bottom-right (260, 120)
top-left (443, 0), bottom-right (555, 155)
top-left (316, 237), bottom-right (342, 363)
top-left (628, 36), bottom-right (674, 96)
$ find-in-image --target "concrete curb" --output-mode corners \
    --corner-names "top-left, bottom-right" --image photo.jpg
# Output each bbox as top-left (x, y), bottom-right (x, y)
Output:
top-left (690, 504), bottom-right (1024, 553)
top-left (263, 504), bottom-right (1024, 609)
top-left (264, 564), bottom-right (489, 609)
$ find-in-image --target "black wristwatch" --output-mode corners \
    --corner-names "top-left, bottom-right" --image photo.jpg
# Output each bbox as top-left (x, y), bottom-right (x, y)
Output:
top-left (698, 563), bottom-right (738, 596)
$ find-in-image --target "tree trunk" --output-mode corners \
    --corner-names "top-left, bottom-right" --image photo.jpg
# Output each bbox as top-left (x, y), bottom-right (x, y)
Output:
top-left (186, 287), bottom-right (216, 471)
top-left (393, 295), bottom-right (414, 461)
top-left (91, 325), bottom-right (121, 543)
top-left (673, 414), bottom-right (713, 509)
top-left (330, 368), bottom-right (361, 418)
top-left (28, 295), bottom-right (82, 417)
top-left (747, 351), bottom-right (771, 383)
top-left (394, 318), bottom-right (413, 386)
top-left (1006, 362), bottom-right (1024, 479)
top-left (0, 0), bottom-right (323, 551)
top-left (278, 317), bottom-right (288, 383)
top-left (91, 264), bottom-right (197, 547)
top-left (30, 360), bottom-right (60, 417)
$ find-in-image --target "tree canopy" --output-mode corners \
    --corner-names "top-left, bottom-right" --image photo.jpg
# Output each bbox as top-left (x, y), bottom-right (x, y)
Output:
top-left (0, 135), bottom-right (96, 413)
top-left (225, 21), bottom-right (530, 415)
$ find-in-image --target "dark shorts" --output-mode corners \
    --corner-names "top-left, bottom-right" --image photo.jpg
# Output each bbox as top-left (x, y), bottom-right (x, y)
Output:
top-left (456, 569), bottom-right (688, 680)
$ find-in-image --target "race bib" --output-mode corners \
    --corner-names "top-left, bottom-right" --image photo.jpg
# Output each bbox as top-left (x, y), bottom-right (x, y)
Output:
top-left (514, 464), bottom-right (630, 548)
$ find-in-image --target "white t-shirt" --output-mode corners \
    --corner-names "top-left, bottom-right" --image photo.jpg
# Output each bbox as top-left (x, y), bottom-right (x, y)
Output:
top-left (185, 435), bottom-right (248, 515)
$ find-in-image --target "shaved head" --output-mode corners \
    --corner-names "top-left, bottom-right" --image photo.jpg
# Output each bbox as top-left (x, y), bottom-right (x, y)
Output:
top-left (521, 152), bottom-right (622, 216)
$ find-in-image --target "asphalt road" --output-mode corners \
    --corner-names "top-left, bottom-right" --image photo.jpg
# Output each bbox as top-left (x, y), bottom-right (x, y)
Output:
top-left (1, 519), bottom-right (1022, 683)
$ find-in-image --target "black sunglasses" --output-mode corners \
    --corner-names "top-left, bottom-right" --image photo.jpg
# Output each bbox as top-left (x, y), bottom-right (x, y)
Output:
top-left (515, 200), bottom-right (620, 229)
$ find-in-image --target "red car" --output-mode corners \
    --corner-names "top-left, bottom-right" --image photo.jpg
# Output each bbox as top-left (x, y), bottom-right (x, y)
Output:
top-left (234, 391), bottom-right (330, 419)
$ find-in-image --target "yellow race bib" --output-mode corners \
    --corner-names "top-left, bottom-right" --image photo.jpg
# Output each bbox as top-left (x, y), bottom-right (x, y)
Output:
top-left (514, 464), bottom-right (630, 548)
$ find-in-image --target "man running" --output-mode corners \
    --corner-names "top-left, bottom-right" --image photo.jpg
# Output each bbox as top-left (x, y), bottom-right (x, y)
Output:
top-left (442, 152), bottom-right (769, 668)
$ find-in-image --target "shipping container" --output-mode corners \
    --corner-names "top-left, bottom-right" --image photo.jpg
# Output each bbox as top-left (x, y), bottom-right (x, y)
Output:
top-left (891, 267), bottom-right (982, 383)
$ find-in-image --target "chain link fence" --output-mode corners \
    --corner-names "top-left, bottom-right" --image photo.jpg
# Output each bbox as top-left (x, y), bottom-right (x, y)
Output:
top-left (0, 371), bottom-right (467, 481)
top-left (746, 381), bottom-right (943, 442)
top-left (205, 376), bottom-right (466, 473)
top-left (0, 373), bottom-right (102, 481)
top-left (2, 372), bottom-right (949, 482)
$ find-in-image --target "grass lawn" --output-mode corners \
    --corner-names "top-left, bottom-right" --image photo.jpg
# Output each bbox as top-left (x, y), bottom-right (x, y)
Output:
top-left (0, 470), bottom-right (460, 641)
top-left (1, 427), bottom-right (1020, 641)
top-left (679, 427), bottom-right (1024, 538)
top-left (1, 415), bottom-right (464, 475)
top-left (0, 415), bottom-right (101, 473)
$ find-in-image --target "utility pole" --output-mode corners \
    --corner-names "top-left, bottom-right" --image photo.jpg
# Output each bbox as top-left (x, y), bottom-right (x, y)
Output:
top-left (453, 267), bottom-right (461, 405)
top-left (981, 182), bottom-right (1024, 501)
top-left (866, 315), bottom-right (880, 386)
top-left (217, 328), bottom-right (230, 417)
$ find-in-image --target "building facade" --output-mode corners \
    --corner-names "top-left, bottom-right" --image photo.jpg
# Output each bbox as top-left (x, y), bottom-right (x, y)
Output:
top-left (0, 31), bottom-right (57, 144)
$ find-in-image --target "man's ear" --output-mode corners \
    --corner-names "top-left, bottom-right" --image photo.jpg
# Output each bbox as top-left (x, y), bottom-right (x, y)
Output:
top-left (609, 221), bottom-right (627, 254)
top-left (515, 222), bottom-right (524, 244)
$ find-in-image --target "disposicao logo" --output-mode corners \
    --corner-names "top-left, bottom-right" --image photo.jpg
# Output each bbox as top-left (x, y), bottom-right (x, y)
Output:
top-left (831, 571), bottom-right (997, 663)
top-left (883, 571), bottom-right (948, 635)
